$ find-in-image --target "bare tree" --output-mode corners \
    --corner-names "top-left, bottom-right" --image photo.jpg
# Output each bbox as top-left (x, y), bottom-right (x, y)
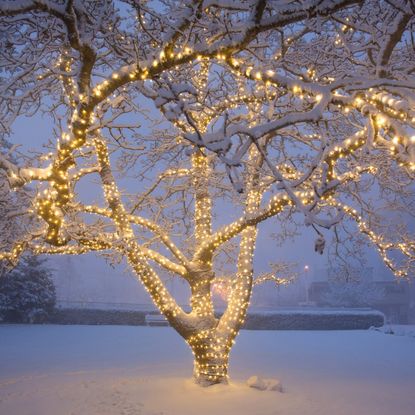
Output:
top-left (0, 0), bottom-right (414, 386)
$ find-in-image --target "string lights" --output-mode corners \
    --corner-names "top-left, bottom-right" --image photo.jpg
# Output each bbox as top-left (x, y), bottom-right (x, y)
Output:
top-left (1, 8), bottom-right (414, 387)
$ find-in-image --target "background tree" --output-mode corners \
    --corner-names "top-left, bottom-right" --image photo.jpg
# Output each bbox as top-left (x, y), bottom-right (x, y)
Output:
top-left (0, 255), bottom-right (56, 323)
top-left (322, 279), bottom-right (385, 308)
top-left (0, 0), bottom-right (414, 386)
top-left (0, 138), bottom-right (32, 275)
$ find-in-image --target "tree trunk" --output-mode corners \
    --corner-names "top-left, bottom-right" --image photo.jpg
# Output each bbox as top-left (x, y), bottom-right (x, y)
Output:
top-left (189, 331), bottom-right (230, 386)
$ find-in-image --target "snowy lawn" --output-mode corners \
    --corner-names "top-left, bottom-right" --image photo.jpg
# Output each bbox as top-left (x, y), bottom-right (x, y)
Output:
top-left (0, 325), bottom-right (414, 415)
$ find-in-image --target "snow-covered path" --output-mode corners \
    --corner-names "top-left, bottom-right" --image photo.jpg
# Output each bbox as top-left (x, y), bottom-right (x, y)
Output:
top-left (0, 325), bottom-right (414, 415)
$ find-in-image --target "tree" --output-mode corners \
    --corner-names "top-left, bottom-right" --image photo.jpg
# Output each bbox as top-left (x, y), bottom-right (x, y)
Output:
top-left (322, 264), bottom-right (386, 307)
top-left (322, 280), bottom-right (385, 307)
top-left (0, 138), bottom-right (32, 275)
top-left (0, 255), bottom-right (56, 323)
top-left (0, 0), bottom-right (414, 386)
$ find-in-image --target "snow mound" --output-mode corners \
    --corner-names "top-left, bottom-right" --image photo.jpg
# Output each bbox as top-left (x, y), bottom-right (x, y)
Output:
top-left (246, 375), bottom-right (283, 392)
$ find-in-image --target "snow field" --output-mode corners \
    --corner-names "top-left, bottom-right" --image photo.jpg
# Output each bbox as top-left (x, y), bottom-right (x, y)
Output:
top-left (1, 325), bottom-right (414, 415)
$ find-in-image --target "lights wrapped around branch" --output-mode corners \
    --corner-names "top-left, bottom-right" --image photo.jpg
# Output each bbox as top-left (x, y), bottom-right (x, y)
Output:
top-left (328, 200), bottom-right (413, 278)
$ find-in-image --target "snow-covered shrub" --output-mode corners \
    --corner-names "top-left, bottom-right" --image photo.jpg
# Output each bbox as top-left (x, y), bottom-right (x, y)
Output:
top-left (244, 310), bottom-right (384, 330)
top-left (0, 255), bottom-right (56, 323)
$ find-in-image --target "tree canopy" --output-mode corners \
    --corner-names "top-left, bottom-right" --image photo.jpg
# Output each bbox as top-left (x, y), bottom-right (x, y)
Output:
top-left (0, 0), bottom-right (414, 385)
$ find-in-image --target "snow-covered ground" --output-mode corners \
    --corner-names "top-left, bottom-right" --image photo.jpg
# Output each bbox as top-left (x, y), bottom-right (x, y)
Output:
top-left (371, 324), bottom-right (415, 338)
top-left (0, 325), bottom-right (414, 415)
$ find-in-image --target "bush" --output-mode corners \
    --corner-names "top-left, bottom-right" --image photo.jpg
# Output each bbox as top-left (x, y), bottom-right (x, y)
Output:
top-left (0, 255), bottom-right (56, 323)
